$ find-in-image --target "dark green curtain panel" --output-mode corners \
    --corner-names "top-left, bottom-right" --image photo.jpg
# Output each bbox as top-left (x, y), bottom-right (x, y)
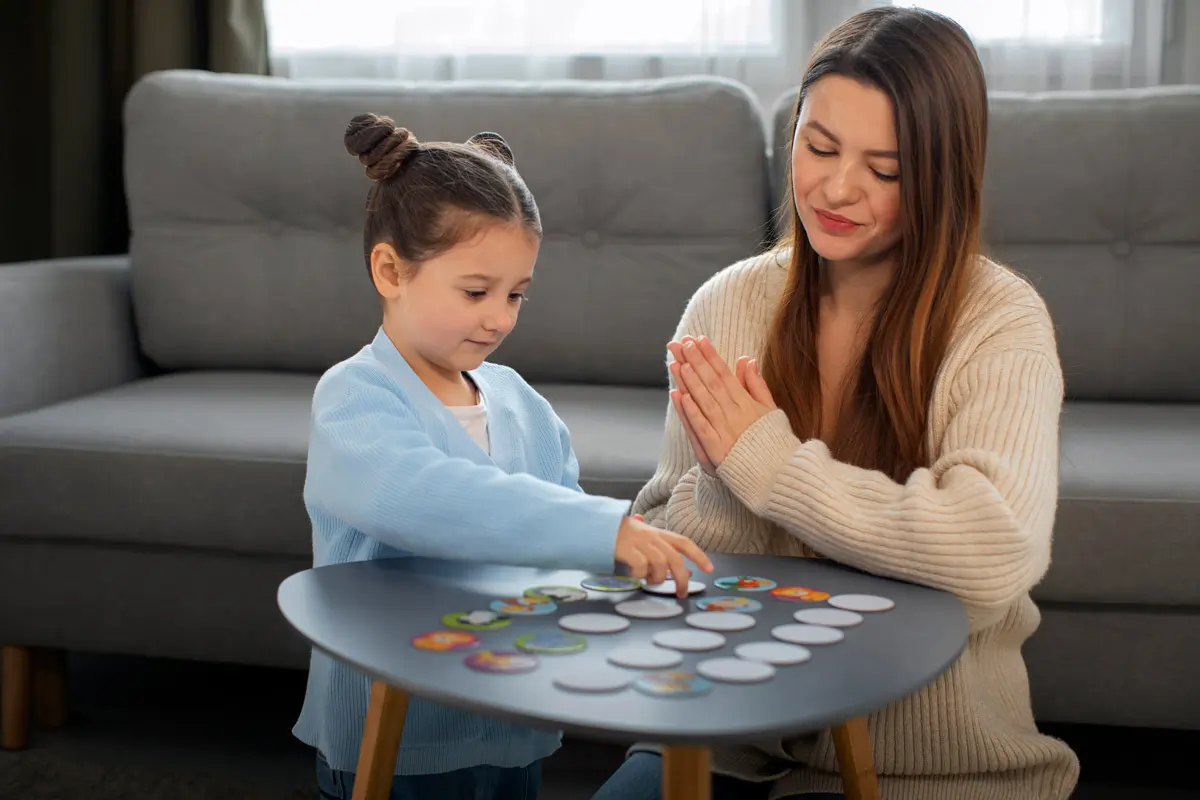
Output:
top-left (0, 0), bottom-right (269, 263)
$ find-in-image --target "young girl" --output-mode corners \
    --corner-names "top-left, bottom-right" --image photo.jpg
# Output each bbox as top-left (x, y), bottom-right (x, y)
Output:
top-left (594, 7), bottom-right (1079, 800)
top-left (293, 114), bottom-right (712, 800)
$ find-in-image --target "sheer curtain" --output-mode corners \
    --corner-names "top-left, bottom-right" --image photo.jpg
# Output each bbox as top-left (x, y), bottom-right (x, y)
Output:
top-left (264, 0), bottom-right (1169, 102)
top-left (264, 0), bottom-right (816, 111)
top-left (894, 0), bottom-right (1167, 90)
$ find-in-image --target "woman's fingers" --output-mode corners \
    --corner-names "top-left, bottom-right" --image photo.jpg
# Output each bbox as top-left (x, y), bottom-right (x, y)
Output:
top-left (672, 389), bottom-right (713, 470)
top-left (695, 337), bottom-right (747, 402)
top-left (680, 391), bottom-right (724, 463)
top-left (672, 362), bottom-right (715, 424)
top-left (678, 362), bottom-right (723, 425)
top-left (735, 355), bottom-right (750, 388)
top-left (744, 358), bottom-right (777, 409)
top-left (673, 359), bottom-right (721, 426)
top-left (679, 340), bottom-right (727, 398)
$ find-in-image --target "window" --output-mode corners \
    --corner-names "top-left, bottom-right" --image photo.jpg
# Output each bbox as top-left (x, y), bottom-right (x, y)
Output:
top-left (892, 1), bottom-right (1109, 44)
top-left (264, 0), bottom-right (780, 57)
top-left (889, 1), bottom-right (1162, 91)
top-left (263, 1), bottom-right (1161, 93)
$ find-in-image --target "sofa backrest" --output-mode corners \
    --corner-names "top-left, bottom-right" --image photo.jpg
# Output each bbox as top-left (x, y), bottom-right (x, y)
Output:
top-left (124, 70), bottom-right (772, 385)
top-left (772, 85), bottom-right (1200, 402)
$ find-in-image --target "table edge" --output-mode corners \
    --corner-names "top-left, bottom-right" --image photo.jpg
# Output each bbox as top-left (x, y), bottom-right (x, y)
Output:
top-left (276, 570), bottom-right (969, 746)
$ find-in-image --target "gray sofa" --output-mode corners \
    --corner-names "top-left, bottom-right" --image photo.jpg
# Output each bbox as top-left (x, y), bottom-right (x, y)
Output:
top-left (1, 70), bottom-right (1197, 748)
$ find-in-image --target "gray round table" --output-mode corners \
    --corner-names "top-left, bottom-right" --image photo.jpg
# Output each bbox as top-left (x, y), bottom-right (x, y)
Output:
top-left (278, 554), bottom-right (967, 800)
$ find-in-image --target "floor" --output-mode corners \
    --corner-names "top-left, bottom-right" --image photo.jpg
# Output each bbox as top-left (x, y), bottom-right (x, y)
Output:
top-left (2, 652), bottom-right (1198, 799)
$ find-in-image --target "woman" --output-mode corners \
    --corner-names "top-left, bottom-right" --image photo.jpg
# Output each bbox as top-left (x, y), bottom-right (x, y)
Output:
top-left (593, 7), bottom-right (1080, 800)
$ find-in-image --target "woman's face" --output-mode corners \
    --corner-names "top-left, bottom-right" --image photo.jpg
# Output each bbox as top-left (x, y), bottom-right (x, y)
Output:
top-left (791, 75), bottom-right (903, 267)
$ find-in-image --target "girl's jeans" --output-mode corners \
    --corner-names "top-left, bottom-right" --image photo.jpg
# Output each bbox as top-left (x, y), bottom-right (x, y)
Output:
top-left (589, 752), bottom-right (845, 800)
top-left (316, 752), bottom-right (542, 800)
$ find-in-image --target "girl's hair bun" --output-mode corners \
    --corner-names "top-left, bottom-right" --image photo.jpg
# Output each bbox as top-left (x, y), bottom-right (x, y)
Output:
top-left (466, 131), bottom-right (515, 167)
top-left (344, 113), bottom-right (420, 180)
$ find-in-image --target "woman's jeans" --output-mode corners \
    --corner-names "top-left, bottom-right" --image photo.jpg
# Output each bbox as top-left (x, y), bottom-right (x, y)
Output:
top-left (590, 752), bottom-right (845, 800)
top-left (316, 752), bottom-right (542, 800)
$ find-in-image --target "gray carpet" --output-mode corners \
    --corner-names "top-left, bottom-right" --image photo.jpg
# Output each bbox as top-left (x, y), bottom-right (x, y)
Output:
top-left (4, 737), bottom-right (1200, 800)
top-left (0, 751), bottom-right (312, 800)
top-left (5, 745), bottom-right (1200, 800)
top-left (1, 653), bottom-right (1196, 800)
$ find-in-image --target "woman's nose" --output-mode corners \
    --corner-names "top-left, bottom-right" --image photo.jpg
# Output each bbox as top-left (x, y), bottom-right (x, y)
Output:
top-left (823, 164), bottom-right (857, 205)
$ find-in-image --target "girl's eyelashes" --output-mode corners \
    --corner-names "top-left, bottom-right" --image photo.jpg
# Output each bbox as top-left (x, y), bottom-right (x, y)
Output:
top-left (463, 290), bottom-right (529, 302)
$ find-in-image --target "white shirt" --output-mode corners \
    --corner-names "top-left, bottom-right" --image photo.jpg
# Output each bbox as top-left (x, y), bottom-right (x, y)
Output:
top-left (447, 397), bottom-right (490, 455)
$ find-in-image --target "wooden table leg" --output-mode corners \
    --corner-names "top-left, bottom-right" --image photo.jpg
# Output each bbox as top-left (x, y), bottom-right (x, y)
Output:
top-left (351, 680), bottom-right (410, 800)
top-left (661, 744), bottom-right (711, 800)
top-left (34, 648), bottom-right (68, 729)
top-left (831, 717), bottom-right (880, 800)
top-left (2, 646), bottom-right (32, 750)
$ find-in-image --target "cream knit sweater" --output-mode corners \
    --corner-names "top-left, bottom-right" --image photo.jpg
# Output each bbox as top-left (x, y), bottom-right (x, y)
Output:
top-left (632, 249), bottom-right (1081, 800)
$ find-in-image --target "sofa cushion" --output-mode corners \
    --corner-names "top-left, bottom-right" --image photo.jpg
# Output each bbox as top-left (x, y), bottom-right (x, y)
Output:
top-left (533, 383), bottom-right (667, 501)
top-left (1034, 401), bottom-right (1200, 606)
top-left (5, 376), bottom-right (1193, 605)
top-left (0, 372), bottom-right (315, 557)
top-left (771, 85), bottom-right (1200, 402)
top-left (124, 70), bottom-right (772, 386)
top-left (0, 373), bottom-right (668, 557)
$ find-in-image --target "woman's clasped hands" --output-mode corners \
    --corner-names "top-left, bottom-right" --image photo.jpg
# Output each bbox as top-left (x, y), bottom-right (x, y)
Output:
top-left (667, 335), bottom-right (778, 475)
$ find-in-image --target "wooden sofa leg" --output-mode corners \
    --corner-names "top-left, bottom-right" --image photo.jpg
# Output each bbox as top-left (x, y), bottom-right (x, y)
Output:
top-left (831, 716), bottom-right (880, 800)
top-left (34, 648), bottom-right (68, 729)
top-left (2, 645), bottom-right (32, 750)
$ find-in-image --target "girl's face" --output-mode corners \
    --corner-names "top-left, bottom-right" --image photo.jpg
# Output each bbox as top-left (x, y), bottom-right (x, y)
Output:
top-left (375, 220), bottom-right (538, 381)
top-left (791, 75), bottom-right (904, 267)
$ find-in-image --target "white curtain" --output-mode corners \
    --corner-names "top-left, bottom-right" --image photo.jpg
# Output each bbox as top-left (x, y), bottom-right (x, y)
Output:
top-left (897, 0), bottom-right (1167, 90)
top-left (265, 0), bottom-right (816, 112)
top-left (265, 0), bottom-right (1168, 103)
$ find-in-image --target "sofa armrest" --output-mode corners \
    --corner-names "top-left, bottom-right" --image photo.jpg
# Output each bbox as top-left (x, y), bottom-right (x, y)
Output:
top-left (0, 256), bottom-right (146, 418)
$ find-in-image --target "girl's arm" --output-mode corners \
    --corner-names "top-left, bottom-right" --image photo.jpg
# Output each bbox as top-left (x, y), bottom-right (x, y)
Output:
top-left (305, 371), bottom-right (628, 573)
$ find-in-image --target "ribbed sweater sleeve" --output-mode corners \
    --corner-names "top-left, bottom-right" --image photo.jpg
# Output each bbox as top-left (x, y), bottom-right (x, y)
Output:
top-left (718, 348), bottom-right (1063, 630)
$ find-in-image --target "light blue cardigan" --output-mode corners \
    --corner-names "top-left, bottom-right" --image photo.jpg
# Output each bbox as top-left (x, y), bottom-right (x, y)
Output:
top-left (292, 328), bottom-right (631, 774)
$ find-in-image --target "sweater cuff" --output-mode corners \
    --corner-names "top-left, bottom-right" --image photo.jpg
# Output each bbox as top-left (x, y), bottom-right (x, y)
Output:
top-left (716, 409), bottom-right (800, 515)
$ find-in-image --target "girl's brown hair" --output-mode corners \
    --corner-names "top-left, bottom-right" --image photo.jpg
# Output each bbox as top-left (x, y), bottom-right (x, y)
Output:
top-left (761, 6), bottom-right (988, 482)
top-left (344, 114), bottom-right (541, 278)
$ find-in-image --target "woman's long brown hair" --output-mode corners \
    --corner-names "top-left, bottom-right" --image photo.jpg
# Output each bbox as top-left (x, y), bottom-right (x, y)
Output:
top-left (761, 7), bottom-right (989, 482)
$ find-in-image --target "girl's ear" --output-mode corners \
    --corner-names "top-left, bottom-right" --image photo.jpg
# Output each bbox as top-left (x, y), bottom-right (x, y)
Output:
top-left (466, 132), bottom-right (515, 167)
top-left (370, 242), bottom-right (408, 299)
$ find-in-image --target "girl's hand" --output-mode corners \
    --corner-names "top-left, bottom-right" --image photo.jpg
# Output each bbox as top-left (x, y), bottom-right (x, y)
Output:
top-left (614, 515), bottom-right (713, 598)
